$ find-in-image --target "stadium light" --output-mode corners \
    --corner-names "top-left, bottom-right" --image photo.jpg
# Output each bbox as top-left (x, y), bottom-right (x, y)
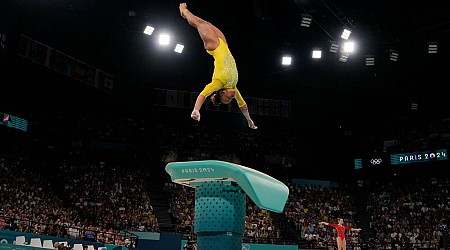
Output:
top-left (143, 25), bottom-right (155, 36)
top-left (301, 14), bottom-right (312, 28)
top-left (342, 41), bottom-right (354, 53)
top-left (159, 34), bottom-right (170, 45)
top-left (341, 28), bottom-right (351, 40)
top-left (282, 56), bottom-right (292, 65)
top-left (390, 49), bottom-right (399, 61)
top-left (329, 41), bottom-right (339, 53)
top-left (174, 44), bottom-right (184, 53)
top-left (428, 42), bottom-right (438, 54)
top-left (339, 52), bottom-right (349, 62)
top-left (312, 50), bottom-right (322, 59)
top-left (365, 55), bottom-right (375, 66)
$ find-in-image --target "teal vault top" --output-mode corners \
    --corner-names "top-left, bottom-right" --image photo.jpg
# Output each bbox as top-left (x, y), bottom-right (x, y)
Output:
top-left (165, 160), bottom-right (289, 213)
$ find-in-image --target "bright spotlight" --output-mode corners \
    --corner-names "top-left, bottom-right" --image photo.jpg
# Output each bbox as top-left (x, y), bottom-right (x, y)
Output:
top-left (282, 56), bottom-right (292, 65)
top-left (143, 25), bottom-right (155, 36)
top-left (341, 28), bottom-right (351, 40)
top-left (342, 41), bottom-right (354, 53)
top-left (159, 34), bottom-right (170, 45)
top-left (174, 44), bottom-right (184, 53)
top-left (312, 50), bottom-right (322, 59)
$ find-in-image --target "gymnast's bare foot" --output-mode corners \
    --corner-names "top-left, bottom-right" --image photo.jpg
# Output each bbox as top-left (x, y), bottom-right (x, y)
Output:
top-left (179, 3), bottom-right (188, 19)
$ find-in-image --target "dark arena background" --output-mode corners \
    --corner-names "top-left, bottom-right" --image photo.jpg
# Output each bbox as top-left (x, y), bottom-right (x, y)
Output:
top-left (1, 0), bottom-right (449, 249)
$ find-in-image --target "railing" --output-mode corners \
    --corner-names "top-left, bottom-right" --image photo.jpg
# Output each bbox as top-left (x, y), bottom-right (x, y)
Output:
top-left (300, 238), bottom-right (444, 250)
top-left (173, 224), bottom-right (297, 246)
top-left (0, 216), bottom-right (138, 248)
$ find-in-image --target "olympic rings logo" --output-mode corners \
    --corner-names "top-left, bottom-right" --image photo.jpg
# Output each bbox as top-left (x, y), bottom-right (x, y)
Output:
top-left (370, 158), bottom-right (382, 165)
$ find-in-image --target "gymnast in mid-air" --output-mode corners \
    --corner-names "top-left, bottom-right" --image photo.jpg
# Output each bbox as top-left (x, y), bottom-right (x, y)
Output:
top-left (179, 3), bottom-right (257, 129)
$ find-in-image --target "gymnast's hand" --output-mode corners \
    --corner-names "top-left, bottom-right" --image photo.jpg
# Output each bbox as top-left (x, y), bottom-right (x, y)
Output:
top-left (191, 109), bottom-right (201, 121)
top-left (248, 119), bottom-right (257, 129)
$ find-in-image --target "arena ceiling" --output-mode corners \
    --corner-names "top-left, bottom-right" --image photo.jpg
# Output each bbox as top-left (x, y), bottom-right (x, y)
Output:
top-left (1, 0), bottom-right (450, 122)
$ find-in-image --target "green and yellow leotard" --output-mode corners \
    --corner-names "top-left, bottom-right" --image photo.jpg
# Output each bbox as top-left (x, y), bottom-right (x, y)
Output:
top-left (199, 38), bottom-right (246, 107)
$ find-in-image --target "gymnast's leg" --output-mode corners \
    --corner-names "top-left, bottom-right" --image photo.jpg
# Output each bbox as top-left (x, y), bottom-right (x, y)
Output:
top-left (179, 3), bottom-right (226, 51)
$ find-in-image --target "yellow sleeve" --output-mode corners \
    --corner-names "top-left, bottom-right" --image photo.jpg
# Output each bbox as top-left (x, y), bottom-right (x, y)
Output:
top-left (235, 88), bottom-right (247, 108)
top-left (199, 80), bottom-right (223, 97)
